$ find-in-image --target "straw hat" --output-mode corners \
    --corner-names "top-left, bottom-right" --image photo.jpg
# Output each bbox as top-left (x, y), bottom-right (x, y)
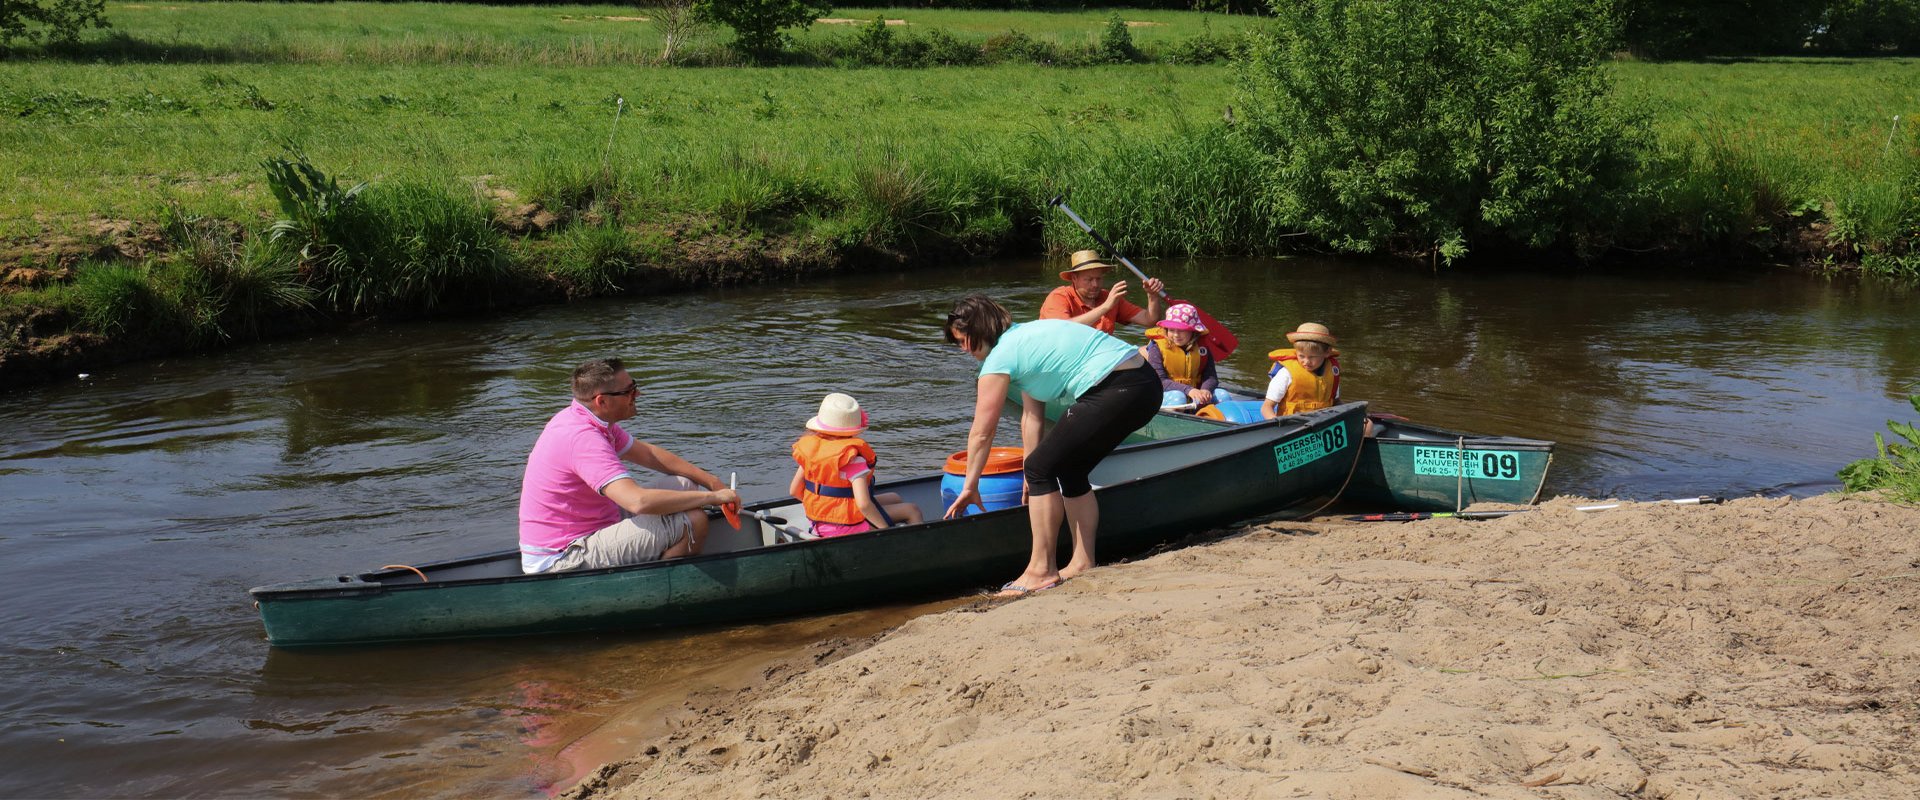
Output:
top-left (1285, 322), bottom-right (1337, 346)
top-left (1058, 249), bottom-right (1115, 281)
top-left (806, 392), bottom-right (869, 435)
top-left (1157, 303), bottom-right (1208, 334)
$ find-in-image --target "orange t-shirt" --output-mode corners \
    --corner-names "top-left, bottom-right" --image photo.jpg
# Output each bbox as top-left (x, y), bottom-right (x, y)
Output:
top-left (1038, 286), bottom-right (1142, 333)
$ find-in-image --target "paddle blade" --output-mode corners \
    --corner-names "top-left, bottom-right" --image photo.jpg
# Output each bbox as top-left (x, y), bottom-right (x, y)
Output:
top-left (722, 503), bottom-right (741, 530)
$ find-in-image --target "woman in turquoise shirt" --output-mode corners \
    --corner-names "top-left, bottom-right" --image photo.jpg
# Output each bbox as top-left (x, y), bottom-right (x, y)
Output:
top-left (941, 294), bottom-right (1161, 596)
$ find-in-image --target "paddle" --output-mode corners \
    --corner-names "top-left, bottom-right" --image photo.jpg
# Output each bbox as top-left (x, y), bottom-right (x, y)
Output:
top-left (1346, 496), bottom-right (1725, 522)
top-left (721, 472), bottom-right (741, 530)
top-left (1047, 195), bottom-right (1240, 359)
top-left (743, 509), bottom-right (815, 542)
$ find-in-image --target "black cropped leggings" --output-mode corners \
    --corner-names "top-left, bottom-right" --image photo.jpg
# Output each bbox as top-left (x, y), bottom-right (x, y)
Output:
top-left (1024, 365), bottom-right (1161, 498)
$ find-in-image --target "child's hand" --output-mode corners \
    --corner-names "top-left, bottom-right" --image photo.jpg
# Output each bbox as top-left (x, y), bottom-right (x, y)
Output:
top-left (1187, 388), bottom-right (1213, 406)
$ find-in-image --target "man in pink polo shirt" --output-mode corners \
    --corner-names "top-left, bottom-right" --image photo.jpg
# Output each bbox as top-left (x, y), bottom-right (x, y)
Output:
top-left (518, 358), bottom-right (739, 574)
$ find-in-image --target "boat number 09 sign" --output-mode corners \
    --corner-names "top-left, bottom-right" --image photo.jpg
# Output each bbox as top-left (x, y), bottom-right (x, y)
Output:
top-left (1411, 447), bottom-right (1523, 480)
top-left (1272, 421), bottom-right (1348, 474)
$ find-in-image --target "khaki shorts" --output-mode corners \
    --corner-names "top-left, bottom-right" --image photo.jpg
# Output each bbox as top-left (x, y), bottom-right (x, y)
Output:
top-left (550, 476), bottom-right (698, 571)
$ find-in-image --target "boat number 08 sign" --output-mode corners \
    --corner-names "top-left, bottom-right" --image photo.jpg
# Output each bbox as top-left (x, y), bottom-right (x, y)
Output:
top-left (1411, 447), bottom-right (1523, 480)
top-left (1272, 421), bottom-right (1348, 474)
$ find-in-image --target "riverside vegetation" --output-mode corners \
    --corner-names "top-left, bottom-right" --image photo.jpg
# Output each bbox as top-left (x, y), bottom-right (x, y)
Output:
top-left (1841, 391), bottom-right (1920, 504)
top-left (1, 1), bottom-right (1917, 389)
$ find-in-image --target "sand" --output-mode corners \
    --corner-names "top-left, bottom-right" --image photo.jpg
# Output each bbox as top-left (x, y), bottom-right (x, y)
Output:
top-left (566, 494), bottom-right (1920, 799)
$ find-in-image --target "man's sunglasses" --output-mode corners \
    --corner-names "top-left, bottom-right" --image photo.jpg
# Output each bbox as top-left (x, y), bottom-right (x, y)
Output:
top-left (597, 382), bottom-right (639, 399)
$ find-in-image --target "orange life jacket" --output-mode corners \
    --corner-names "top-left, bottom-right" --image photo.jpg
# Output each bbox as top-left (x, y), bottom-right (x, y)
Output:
top-left (1267, 348), bottom-right (1341, 415)
top-left (792, 433), bottom-right (878, 525)
top-left (1146, 327), bottom-right (1212, 388)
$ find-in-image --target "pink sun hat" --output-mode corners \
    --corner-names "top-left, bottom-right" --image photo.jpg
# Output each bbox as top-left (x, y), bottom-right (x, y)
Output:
top-left (806, 392), bottom-right (870, 435)
top-left (1157, 303), bottom-right (1208, 334)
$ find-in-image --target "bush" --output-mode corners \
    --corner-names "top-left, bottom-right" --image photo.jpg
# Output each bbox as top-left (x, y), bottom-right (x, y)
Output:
top-left (693, 0), bottom-right (833, 60)
top-left (983, 29), bottom-right (1058, 64)
top-left (1239, 0), bottom-right (1653, 263)
top-left (1839, 392), bottom-right (1920, 503)
top-left (1162, 18), bottom-right (1234, 65)
top-left (1098, 13), bottom-right (1143, 64)
top-left (848, 16), bottom-right (893, 65)
top-left (919, 28), bottom-right (984, 66)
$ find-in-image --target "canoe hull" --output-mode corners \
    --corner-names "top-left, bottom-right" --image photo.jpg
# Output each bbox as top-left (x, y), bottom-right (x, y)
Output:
top-left (1048, 387), bottom-right (1553, 512)
top-left (251, 403), bottom-right (1367, 647)
top-left (1344, 419), bottom-right (1553, 511)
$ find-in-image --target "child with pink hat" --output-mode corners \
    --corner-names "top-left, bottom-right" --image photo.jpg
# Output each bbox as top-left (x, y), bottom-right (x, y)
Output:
top-left (1142, 303), bottom-right (1233, 412)
top-left (788, 393), bottom-right (925, 537)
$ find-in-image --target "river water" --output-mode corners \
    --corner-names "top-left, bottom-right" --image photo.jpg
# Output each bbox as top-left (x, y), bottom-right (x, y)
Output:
top-left (2, 257), bottom-right (1915, 797)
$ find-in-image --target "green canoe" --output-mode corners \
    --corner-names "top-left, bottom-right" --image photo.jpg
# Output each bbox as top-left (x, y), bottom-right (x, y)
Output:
top-left (250, 402), bottom-right (1367, 647)
top-left (1037, 387), bottom-right (1552, 513)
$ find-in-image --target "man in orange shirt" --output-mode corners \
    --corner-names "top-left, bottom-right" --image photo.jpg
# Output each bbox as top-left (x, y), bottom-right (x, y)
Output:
top-left (1038, 249), bottom-right (1166, 334)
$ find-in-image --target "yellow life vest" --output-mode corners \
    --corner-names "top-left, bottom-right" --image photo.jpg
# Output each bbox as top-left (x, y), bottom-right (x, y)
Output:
top-left (792, 434), bottom-right (878, 525)
top-left (1267, 348), bottom-right (1341, 415)
top-left (1146, 327), bottom-right (1212, 388)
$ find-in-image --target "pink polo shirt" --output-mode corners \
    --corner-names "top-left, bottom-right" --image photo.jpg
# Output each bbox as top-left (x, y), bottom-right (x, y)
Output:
top-left (519, 400), bottom-right (634, 557)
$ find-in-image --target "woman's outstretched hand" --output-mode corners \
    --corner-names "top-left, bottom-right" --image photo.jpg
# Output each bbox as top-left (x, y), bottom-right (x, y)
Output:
top-left (943, 487), bottom-right (982, 520)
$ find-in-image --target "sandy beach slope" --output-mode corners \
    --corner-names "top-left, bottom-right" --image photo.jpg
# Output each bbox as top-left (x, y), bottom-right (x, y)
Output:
top-left (566, 495), bottom-right (1919, 799)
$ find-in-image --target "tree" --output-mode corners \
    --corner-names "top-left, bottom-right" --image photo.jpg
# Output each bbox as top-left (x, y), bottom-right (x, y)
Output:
top-left (692, 0), bottom-right (832, 61)
top-left (646, 0), bottom-right (713, 63)
top-left (1239, 0), bottom-right (1652, 262)
top-left (1, 0), bottom-right (108, 49)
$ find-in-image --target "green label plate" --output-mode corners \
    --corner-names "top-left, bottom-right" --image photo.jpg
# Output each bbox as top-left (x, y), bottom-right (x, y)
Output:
top-left (1273, 422), bottom-right (1347, 474)
top-left (1412, 447), bottom-right (1524, 480)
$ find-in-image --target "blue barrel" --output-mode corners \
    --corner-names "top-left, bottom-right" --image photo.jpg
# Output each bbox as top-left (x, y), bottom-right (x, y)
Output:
top-left (1203, 400), bottom-right (1266, 424)
top-left (940, 447), bottom-right (1025, 515)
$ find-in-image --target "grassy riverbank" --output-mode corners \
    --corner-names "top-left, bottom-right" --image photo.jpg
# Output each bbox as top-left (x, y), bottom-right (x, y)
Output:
top-left (2, 4), bottom-right (1917, 388)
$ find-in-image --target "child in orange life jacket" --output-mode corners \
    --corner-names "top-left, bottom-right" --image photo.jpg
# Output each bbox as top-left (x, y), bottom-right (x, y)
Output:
top-left (1262, 322), bottom-right (1342, 419)
top-left (1141, 303), bottom-right (1234, 412)
top-left (789, 393), bottom-right (925, 538)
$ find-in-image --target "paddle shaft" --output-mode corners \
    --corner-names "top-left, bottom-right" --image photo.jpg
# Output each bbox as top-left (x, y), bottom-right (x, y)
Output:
top-left (1574, 496), bottom-right (1722, 512)
top-left (1048, 196), bottom-right (1165, 301)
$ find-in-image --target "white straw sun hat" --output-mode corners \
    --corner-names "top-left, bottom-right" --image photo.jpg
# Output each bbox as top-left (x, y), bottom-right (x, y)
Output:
top-left (806, 393), bottom-right (869, 435)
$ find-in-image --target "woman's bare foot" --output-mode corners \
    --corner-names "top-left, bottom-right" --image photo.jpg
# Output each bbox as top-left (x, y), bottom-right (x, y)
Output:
top-left (1058, 563), bottom-right (1093, 581)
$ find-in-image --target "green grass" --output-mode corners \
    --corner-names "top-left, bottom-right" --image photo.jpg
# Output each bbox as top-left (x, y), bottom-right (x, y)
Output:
top-left (27, 3), bottom-right (1261, 65)
top-left (1618, 58), bottom-right (1920, 273)
top-left (0, 60), bottom-right (1238, 236)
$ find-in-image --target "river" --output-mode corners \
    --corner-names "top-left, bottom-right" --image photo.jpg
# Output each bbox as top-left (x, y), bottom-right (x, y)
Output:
top-left (1, 256), bottom-right (1915, 797)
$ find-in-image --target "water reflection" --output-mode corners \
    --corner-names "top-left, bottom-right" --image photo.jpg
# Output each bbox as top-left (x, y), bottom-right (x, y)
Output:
top-left (0, 257), bottom-right (1916, 797)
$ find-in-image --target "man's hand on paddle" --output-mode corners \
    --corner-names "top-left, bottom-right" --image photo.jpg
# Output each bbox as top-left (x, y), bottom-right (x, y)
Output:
top-left (1104, 277), bottom-right (1165, 310)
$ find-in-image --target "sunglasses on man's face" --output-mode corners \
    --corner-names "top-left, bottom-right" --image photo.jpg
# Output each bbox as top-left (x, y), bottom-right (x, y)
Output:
top-left (597, 383), bottom-right (639, 399)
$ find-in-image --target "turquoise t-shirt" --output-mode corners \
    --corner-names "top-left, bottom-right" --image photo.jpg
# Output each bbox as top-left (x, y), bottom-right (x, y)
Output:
top-left (979, 319), bottom-right (1139, 404)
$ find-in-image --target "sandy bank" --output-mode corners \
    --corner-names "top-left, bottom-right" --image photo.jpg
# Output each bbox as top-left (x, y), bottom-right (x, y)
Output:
top-left (567, 495), bottom-right (1919, 799)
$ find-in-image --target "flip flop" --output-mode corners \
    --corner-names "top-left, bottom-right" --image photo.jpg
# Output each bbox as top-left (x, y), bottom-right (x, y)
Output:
top-left (993, 579), bottom-right (1060, 598)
